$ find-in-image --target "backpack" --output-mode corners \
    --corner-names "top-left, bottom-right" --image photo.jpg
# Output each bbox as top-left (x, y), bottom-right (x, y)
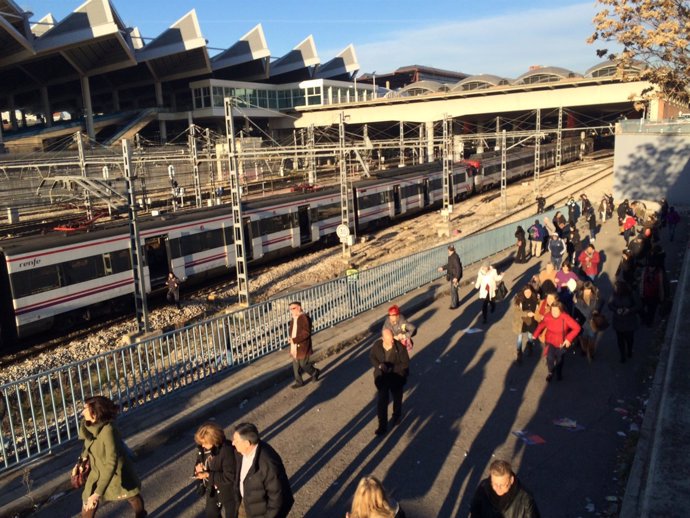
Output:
top-left (643, 269), bottom-right (660, 299)
top-left (528, 225), bottom-right (540, 240)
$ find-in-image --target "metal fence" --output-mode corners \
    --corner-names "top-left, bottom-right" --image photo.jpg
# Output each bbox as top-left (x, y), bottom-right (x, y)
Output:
top-left (0, 206), bottom-right (561, 472)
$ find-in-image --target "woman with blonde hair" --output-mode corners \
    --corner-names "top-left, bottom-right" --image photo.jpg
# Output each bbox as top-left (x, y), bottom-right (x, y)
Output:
top-left (193, 422), bottom-right (239, 518)
top-left (347, 476), bottom-right (406, 518)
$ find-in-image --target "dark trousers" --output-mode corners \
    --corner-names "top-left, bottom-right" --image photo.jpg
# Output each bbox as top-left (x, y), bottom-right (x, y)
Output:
top-left (82, 495), bottom-right (146, 518)
top-left (375, 375), bottom-right (404, 429)
top-left (449, 281), bottom-right (459, 308)
top-left (481, 296), bottom-right (495, 321)
top-left (616, 330), bottom-right (635, 361)
top-left (516, 244), bottom-right (526, 263)
top-left (292, 356), bottom-right (317, 384)
top-left (641, 297), bottom-right (659, 326)
top-left (546, 345), bottom-right (566, 378)
top-left (167, 290), bottom-right (180, 308)
top-left (205, 491), bottom-right (236, 518)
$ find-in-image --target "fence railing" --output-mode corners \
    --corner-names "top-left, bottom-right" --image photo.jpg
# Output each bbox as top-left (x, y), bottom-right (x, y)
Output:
top-left (0, 206), bottom-right (561, 472)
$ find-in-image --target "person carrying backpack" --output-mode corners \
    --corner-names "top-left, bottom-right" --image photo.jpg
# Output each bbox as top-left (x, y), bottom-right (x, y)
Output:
top-left (527, 220), bottom-right (543, 258)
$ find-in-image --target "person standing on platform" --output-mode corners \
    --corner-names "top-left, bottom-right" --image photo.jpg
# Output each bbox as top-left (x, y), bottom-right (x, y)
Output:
top-left (578, 244), bottom-right (601, 281)
top-left (536, 196), bottom-right (546, 214)
top-left (617, 199), bottom-right (630, 225)
top-left (76, 396), bottom-right (147, 518)
top-left (533, 301), bottom-right (581, 382)
top-left (585, 207), bottom-right (598, 242)
top-left (347, 476), bottom-right (406, 518)
top-left (622, 211), bottom-right (637, 245)
top-left (232, 423), bottom-right (294, 518)
top-left (514, 225), bottom-right (527, 263)
top-left (438, 245), bottom-right (463, 309)
top-left (469, 459), bottom-right (540, 518)
top-left (166, 272), bottom-right (182, 309)
top-left (554, 263), bottom-right (580, 291)
top-left (288, 301), bottom-right (320, 388)
top-left (567, 196), bottom-right (579, 226)
top-left (608, 281), bottom-right (641, 363)
top-left (573, 281), bottom-right (602, 361)
top-left (580, 193), bottom-right (593, 216)
top-left (640, 263), bottom-right (665, 327)
top-left (193, 422), bottom-right (239, 518)
top-left (382, 305), bottom-right (416, 354)
top-left (475, 264), bottom-right (502, 324)
top-left (548, 233), bottom-right (566, 270)
top-left (512, 286), bottom-right (539, 364)
top-left (370, 328), bottom-right (410, 436)
top-left (527, 220), bottom-right (544, 258)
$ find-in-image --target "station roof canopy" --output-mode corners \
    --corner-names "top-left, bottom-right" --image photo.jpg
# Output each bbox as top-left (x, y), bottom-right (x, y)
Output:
top-left (513, 66), bottom-right (582, 85)
top-left (135, 10), bottom-right (210, 81)
top-left (398, 80), bottom-right (449, 96)
top-left (268, 35), bottom-right (320, 82)
top-left (211, 24), bottom-right (271, 81)
top-left (584, 59), bottom-right (647, 78)
top-left (452, 74), bottom-right (511, 91)
top-left (315, 44), bottom-right (359, 81)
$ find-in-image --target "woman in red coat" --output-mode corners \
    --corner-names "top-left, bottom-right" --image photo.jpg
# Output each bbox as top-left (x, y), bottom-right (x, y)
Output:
top-left (533, 301), bottom-right (581, 382)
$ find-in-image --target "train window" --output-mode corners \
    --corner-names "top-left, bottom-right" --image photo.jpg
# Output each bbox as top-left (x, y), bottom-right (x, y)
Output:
top-left (180, 233), bottom-right (204, 256)
top-left (358, 193), bottom-right (380, 210)
top-left (315, 203), bottom-right (340, 221)
top-left (10, 265), bottom-right (60, 298)
top-left (258, 213), bottom-right (292, 235)
top-left (205, 229), bottom-right (224, 250)
top-left (168, 238), bottom-right (182, 259)
top-left (110, 249), bottom-right (132, 273)
top-left (224, 227), bottom-right (234, 245)
top-left (61, 255), bottom-right (106, 286)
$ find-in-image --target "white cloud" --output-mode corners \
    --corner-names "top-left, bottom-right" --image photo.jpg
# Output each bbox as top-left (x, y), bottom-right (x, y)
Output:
top-left (347, 3), bottom-right (611, 78)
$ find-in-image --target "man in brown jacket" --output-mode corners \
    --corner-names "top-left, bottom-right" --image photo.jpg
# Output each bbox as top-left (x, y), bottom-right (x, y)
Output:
top-left (288, 301), bottom-right (320, 388)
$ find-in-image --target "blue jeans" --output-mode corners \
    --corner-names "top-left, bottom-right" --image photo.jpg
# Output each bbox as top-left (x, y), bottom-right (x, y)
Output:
top-left (516, 332), bottom-right (534, 351)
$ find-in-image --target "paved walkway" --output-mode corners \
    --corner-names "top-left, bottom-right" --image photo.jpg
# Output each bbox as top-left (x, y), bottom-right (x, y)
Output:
top-left (0, 214), bottom-right (687, 517)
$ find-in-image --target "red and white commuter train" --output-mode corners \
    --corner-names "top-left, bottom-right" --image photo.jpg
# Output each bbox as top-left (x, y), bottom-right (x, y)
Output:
top-left (0, 138), bottom-right (583, 345)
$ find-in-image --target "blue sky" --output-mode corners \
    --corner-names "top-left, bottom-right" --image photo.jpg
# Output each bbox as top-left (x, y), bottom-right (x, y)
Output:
top-left (21, 0), bottom-right (611, 78)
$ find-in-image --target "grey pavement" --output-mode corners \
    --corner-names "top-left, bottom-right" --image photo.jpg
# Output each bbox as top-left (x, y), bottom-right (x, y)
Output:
top-left (0, 214), bottom-right (687, 518)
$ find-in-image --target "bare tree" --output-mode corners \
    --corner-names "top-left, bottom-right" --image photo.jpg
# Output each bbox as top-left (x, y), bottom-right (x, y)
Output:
top-left (588, 0), bottom-right (690, 104)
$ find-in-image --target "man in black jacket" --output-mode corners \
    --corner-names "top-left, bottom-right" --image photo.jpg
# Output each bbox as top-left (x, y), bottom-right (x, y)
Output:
top-left (232, 423), bottom-right (294, 518)
top-left (469, 460), bottom-right (540, 518)
top-left (370, 329), bottom-right (410, 436)
top-left (438, 245), bottom-right (463, 309)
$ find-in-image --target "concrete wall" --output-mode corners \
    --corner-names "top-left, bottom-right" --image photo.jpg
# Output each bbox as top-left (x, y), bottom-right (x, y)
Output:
top-left (613, 132), bottom-right (690, 206)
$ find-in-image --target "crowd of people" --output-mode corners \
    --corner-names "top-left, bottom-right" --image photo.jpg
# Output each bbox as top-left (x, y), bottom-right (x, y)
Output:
top-left (72, 191), bottom-right (681, 518)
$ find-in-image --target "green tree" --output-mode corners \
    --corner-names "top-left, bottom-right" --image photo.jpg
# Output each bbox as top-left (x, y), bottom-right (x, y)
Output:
top-left (588, 0), bottom-right (690, 104)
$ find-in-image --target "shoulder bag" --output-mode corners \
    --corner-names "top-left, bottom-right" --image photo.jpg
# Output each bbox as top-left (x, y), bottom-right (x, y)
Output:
top-left (70, 456), bottom-right (91, 489)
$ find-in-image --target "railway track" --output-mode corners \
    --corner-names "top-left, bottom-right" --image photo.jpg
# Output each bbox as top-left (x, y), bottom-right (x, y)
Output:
top-left (0, 155), bottom-right (614, 374)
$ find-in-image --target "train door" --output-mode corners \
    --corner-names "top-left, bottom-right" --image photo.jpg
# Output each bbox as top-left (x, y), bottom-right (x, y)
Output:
top-left (422, 179), bottom-right (430, 207)
top-left (144, 236), bottom-right (170, 289)
top-left (243, 217), bottom-right (254, 260)
top-left (297, 205), bottom-right (311, 245)
top-left (393, 185), bottom-right (401, 215)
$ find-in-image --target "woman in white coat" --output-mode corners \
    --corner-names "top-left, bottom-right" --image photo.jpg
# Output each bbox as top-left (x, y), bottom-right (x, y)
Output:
top-left (475, 264), bottom-right (502, 323)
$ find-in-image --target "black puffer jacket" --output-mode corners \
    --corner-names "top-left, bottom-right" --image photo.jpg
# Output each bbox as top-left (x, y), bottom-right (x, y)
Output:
top-left (204, 441), bottom-right (239, 517)
top-left (469, 478), bottom-right (540, 518)
top-left (238, 442), bottom-right (294, 518)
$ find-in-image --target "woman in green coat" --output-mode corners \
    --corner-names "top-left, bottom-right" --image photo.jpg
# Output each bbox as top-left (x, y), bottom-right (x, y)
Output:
top-left (77, 396), bottom-right (147, 518)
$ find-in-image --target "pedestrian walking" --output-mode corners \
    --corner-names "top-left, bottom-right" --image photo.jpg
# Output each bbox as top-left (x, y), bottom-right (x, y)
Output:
top-left (554, 263), bottom-right (580, 291)
top-left (370, 328), bottom-right (410, 436)
top-left (567, 196), bottom-right (579, 225)
top-left (548, 233), bottom-right (566, 270)
top-left (573, 281), bottom-right (603, 361)
top-left (232, 423), bottom-right (294, 518)
top-left (193, 422), bottom-right (239, 518)
top-left (566, 226), bottom-right (581, 267)
top-left (622, 212), bottom-right (637, 245)
top-left (166, 272), bottom-right (182, 309)
top-left (615, 249), bottom-right (636, 285)
top-left (533, 301), bottom-right (581, 382)
top-left (512, 286), bottom-right (539, 364)
top-left (667, 207), bottom-right (680, 242)
top-left (553, 211), bottom-right (567, 238)
top-left (578, 244), bottom-right (601, 281)
top-left (536, 196), bottom-right (546, 214)
top-left (527, 220), bottom-right (544, 258)
top-left (469, 459), bottom-right (540, 518)
top-left (382, 305), bottom-right (416, 354)
top-left (75, 396), bottom-right (147, 518)
top-left (640, 263), bottom-right (665, 327)
top-left (598, 196), bottom-right (609, 223)
top-left (617, 199), bottom-right (630, 225)
top-left (608, 281), bottom-right (641, 363)
top-left (514, 225), bottom-right (527, 263)
top-left (585, 207), bottom-right (598, 242)
top-left (346, 476), bottom-right (406, 518)
top-left (580, 193), bottom-right (592, 216)
top-left (438, 245), bottom-right (463, 309)
top-left (475, 264), bottom-right (502, 324)
top-left (537, 263), bottom-right (557, 293)
top-left (288, 301), bottom-right (320, 388)
top-left (542, 217), bottom-right (556, 246)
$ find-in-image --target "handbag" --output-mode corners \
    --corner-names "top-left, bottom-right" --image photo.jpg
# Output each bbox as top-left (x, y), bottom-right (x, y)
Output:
top-left (70, 456), bottom-right (91, 489)
top-left (590, 311), bottom-right (609, 332)
top-left (495, 281), bottom-right (508, 302)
